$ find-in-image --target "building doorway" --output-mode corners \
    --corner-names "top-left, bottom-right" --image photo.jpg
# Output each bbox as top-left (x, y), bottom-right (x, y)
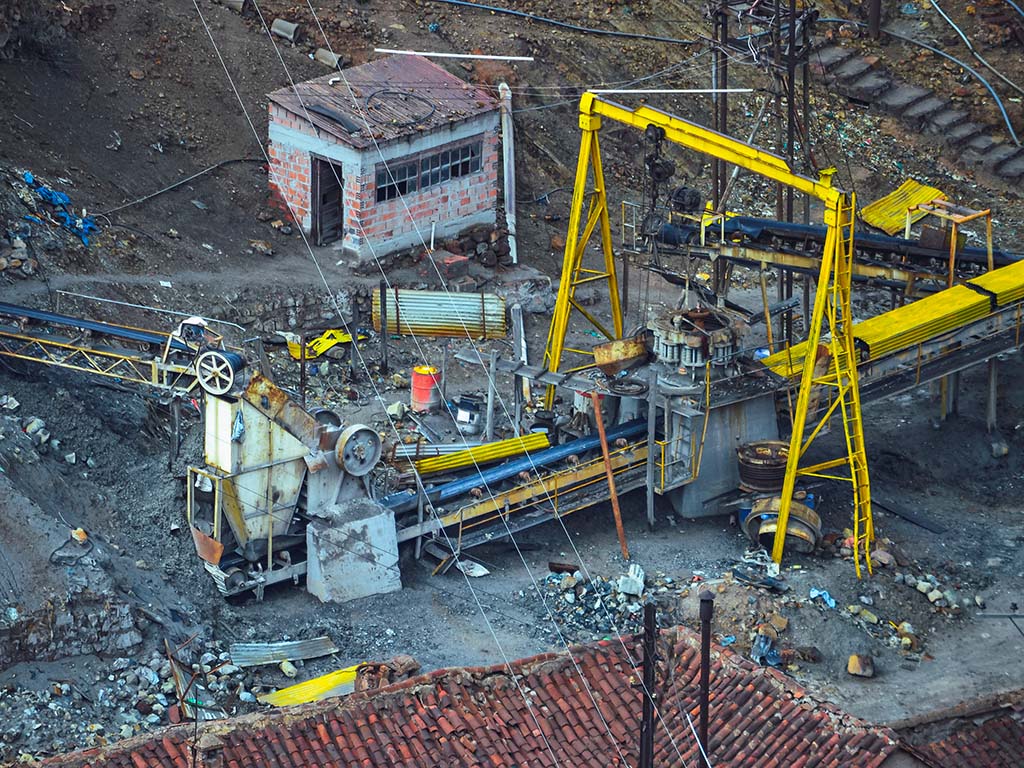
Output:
top-left (313, 158), bottom-right (344, 246)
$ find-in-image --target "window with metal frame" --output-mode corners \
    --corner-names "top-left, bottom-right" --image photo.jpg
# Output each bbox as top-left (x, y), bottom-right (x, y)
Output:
top-left (375, 162), bottom-right (418, 202)
top-left (419, 142), bottom-right (482, 190)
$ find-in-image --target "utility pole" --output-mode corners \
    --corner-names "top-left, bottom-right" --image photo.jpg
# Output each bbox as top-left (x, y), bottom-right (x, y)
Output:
top-left (639, 602), bottom-right (657, 768)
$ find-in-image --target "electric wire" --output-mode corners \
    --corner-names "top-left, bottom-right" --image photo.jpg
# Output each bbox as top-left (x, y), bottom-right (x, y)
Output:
top-left (929, 0), bottom-right (1024, 98)
top-left (300, 4), bottom-right (708, 760)
top-left (421, 0), bottom-right (699, 46)
top-left (190, 5), bottom-right (565, 764)
top-left (253, 4), bottom-right (632, 762)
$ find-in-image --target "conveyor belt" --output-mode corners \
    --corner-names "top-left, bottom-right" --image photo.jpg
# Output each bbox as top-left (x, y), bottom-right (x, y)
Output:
top-left (761, 258), bottom-right (1024, 378)
top-left (0, 301), bottom-right (189, 352)
top-left (657, 216), bottom-right (1022, 267)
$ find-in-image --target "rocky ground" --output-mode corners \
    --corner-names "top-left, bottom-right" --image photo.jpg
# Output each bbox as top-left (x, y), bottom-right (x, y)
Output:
top-left (2, 0), bottom-right (1024, 762)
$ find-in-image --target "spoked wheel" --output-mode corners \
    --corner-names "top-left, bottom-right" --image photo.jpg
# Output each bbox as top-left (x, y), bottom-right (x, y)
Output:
top-left (195, 350), bottom-right (236, 396)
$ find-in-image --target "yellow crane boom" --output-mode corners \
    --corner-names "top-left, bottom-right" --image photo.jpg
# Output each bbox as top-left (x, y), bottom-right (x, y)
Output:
top-left (544, 93), bottom-right (874, 575)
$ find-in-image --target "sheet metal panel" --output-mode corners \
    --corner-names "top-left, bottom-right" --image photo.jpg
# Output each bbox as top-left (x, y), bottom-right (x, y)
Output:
top-left (257, 665), bottom-right (360, 706)
top-left (372, 288), bottom-right (506, 339)
top-left (968, 259), bottom-right (1024, 306)
top-left (860, 179), bottom-right (946, 236)
top-left (268, 56), bottom-right (498, 149)
top-left (230, 636), bottom-right (340, 667)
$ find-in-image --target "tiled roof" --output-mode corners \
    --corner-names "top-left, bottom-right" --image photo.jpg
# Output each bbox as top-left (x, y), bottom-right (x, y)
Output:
top-left (905, 712), bottom-right (1024, 767)
top-left (43, 626), bottom-right (898, 767)
top-left (268, 55), bottom-right (498, 149)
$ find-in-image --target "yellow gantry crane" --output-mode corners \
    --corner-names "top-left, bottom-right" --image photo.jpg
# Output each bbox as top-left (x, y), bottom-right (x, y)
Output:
top-left (543, 93), bottom-right (874, 576)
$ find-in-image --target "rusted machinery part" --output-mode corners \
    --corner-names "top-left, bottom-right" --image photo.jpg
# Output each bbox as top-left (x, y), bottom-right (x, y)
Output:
top-left (196, 350), bottom-right (241, 396)
top-left (736, 440), bottom-right (790, 492)
top-left (743, 497), bottom-right (821, 554)
top-left (335, 424), bottom-right (382, 477)
top-left (607, 376), bottom-right (649, 397)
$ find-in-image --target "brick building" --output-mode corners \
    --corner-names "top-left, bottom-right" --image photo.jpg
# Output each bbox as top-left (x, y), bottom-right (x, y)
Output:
top-left (266, 56), bottom-right (500, 259)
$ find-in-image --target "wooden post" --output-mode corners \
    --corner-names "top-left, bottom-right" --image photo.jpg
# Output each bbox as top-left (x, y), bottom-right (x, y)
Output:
top-left (591, 392), bottom-right (630, 560)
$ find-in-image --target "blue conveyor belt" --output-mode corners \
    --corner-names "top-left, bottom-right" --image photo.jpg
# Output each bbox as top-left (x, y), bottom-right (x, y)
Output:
top-left (382, 418), bottom-right (647, 509)
top-left (0, 301), bottom-right (189, 352)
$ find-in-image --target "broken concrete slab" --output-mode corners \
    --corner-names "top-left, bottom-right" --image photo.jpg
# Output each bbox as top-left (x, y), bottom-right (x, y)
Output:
top-left (902, 97), bottom-right (947, 127)
top-left (811, 45), bottom-right (855, 73)
top-left (844, 71), bottom-right (892, 100)
top-left (877, 84), bottom-right (932, 114)
top-left (831, 57), bottom-right (873, 82)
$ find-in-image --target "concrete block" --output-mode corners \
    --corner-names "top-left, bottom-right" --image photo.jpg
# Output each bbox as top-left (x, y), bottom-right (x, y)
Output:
top-left (927, 109), bottom-right (968, 133)
top-left (996, 154), bottom-right (1024, 180)
top-left (982, 145), bottom-right (1020, 169)
top-left (844, 71), bottom-right (892, 100)
top-left (944, 121), bottom-right (983, 146)
top-left (306, 504), bottom-right (401, 604)
top-left (903, 97), bottom-right (947, 127)
top-left (812, 45), bottom-right (856, 74)
top-left (877, 84), bottom-right (932, 114)
top-left (967, 134), bottom-right (996, 153)
top-left (831, 57), bottom-right (873, 82)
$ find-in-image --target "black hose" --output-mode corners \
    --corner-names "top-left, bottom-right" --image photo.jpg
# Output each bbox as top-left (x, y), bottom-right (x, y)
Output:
top-left (424, 0), bottom-right (698, 46)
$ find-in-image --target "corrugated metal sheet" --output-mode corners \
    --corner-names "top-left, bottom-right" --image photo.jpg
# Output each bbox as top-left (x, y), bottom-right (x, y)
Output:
top-left (373, 288), bottom-right (506, 339)
top-left (267, 55), bottom-right (499, 149)
top-left (414, 432), bottom-right (550, 475)
top-left (230, 636), bottom-right (339, 668)
top-left (968, 258), bottom-right (1024, 306)
top-left (257, 664), bottom-right (361, 707)
top-left (860, 180), bottom-right (947, 236)
top-left (853, 285), bottom-right (989, 359)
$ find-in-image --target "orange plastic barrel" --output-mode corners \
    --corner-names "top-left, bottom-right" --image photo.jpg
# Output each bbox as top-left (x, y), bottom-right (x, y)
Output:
top-left (411, 365), bottom-right (442, 413)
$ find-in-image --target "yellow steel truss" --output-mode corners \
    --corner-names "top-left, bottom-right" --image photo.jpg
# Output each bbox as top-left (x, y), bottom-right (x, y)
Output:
top-left (544, 94), bottom-right (874, 575)
top-left (0, 328), bottom-right (199, 393)
top-left (542, 108), bottom-right (623, 406)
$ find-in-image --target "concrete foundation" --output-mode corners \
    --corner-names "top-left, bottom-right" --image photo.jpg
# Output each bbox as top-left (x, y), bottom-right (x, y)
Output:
top-left (306, 502), bottom-right (401, 603)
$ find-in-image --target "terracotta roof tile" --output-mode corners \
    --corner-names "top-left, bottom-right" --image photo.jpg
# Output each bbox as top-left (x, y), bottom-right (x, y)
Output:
top-left (907, 713), bottom-right (1024, 767)
top-left (42, 626), bottom-right (897, 768)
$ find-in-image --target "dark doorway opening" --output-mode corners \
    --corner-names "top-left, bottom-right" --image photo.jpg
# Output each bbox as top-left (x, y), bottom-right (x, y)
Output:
top-left (313, 157), bottom-right (344, 246)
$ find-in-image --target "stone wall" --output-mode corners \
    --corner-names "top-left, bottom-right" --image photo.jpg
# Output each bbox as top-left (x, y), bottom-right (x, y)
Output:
top-left (1, 589), bottom-right (141, 671)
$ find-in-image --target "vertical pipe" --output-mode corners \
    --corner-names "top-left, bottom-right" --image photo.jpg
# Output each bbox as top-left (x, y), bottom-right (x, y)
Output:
top-left (485, 349), bottom-right (498, 441)
top-left (591, 392), bottom-right (630, 560)
top-left (379, 280), bottom-right (389, 374)
top-left (699, 590), bottom-right (714, 767)
top-left (639, 602), bottom-right (657, 768)
top-left (646, 367), bottom-right (657, 530)
top-left (499, 83), bottom-right (519, 265)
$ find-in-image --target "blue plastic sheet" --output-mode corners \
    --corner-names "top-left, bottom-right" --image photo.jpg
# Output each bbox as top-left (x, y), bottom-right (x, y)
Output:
top-left (22, 171), bottom-right (99, 246)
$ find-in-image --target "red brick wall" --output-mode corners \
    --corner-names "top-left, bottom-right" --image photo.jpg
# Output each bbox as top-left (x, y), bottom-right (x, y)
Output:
top-left (267, 103), bottom-right (313, 229)
top-left (268, 102), bottom-right (498, 255)
top-left (359, 132), bottom-right (499, 248)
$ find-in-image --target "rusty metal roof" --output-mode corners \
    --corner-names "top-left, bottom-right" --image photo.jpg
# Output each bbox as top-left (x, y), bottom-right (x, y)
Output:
top-left (268, 55), bottom-right (499, 148)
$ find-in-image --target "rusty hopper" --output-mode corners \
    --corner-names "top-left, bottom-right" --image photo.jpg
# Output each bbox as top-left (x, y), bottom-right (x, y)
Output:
top-left (593, 333), bottom-right (648, 376)
top-left (191, 372), bottom-right (398, 602)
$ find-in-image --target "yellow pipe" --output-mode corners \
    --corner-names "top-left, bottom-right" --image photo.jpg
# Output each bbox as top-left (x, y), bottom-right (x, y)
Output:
top-left (413, 432), bottom-right (550, 475)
